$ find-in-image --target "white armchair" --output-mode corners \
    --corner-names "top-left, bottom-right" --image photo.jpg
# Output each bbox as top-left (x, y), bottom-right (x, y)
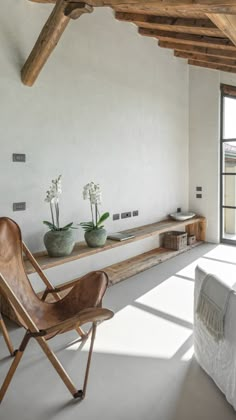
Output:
top-left (194, 265), bottom-right (236, 410)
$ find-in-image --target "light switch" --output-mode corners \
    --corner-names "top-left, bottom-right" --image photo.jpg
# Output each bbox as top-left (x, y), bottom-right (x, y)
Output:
top-left (12, 154), bottom-right (26, 162)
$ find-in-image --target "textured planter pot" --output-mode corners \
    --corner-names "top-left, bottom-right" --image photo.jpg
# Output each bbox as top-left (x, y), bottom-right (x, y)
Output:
top-left (44, 229), bottom-right (75, 257)
top-left (84, 228), bottom-right (107, 248)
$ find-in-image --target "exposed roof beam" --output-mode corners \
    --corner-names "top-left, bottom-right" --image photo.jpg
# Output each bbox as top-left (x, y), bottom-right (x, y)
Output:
top-left (115, 12), bottom-right (224, 37)
top-left (175, 50), bottom-right (236, 66)
top-left (188, 58), bottom-right (236, 72)
top-left (29, 0), bottom-right (236, 14)
top-left (22, 1), bottom-right (93, 86)
top-left (207, 14), bottom-right (236, 45)
top-left (139, 27), bottom-right (236, 49)
top-left (158, 40), bottom-right (236, 57)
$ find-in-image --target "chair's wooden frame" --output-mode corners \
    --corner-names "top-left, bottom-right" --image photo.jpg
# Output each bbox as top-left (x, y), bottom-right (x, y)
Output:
top-left (0, 270), bottom-right (113, 403)
top-left (0, 314), bottom-right (14, 356)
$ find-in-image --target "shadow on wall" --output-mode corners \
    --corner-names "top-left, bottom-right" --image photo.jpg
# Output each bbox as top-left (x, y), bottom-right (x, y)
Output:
top-left (1, 16), bottom-right (25, 70)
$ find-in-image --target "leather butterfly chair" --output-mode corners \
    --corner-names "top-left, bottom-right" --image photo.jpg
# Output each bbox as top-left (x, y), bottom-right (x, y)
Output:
top-left (0, 217), bottom-right (114, 403)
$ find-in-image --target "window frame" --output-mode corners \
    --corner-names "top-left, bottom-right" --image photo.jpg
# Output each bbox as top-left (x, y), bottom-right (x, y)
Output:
top-left (220, 84), bottom-right (236, 244)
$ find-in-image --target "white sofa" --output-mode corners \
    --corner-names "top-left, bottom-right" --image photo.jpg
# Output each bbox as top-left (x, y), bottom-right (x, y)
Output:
top-left (194, 265), bottom-right (236, 410)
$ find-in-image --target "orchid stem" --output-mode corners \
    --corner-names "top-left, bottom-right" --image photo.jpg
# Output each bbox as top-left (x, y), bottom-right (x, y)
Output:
top-left (89, 191), bottom-right (95, 226)
top-left (50, 202), bottom-right (55, 227)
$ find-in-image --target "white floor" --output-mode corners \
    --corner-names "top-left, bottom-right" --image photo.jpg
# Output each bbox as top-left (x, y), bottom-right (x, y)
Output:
top-left (1, 243), bottom-right (236, 420)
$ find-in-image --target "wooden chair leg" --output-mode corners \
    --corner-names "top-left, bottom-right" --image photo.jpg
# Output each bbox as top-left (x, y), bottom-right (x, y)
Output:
top-left (0, 333), bottom-right (30, 403)
top-left (36, 336), bottom-right (78, 397)
top-left (81, 322), bottom-right (97, 399)
top-left (37, 325), bottom-right (97, 400)
top-left (0, 316), bottom-right (14, 356)
top-left (76, 326), bottom-right (89, 340)
top-left (0, 325), bottom-right (98, 402)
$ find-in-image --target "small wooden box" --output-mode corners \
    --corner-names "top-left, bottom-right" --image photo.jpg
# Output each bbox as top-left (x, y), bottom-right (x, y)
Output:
top-left (187, 235), bottom-right (196, 245)
top-left (164, 231), bottom-right (187, 250)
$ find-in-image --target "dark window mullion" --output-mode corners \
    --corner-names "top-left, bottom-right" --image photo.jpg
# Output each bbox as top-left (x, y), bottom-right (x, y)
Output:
top-left (222, 138), bottom-right (236, 142)
top-left (221, 172), bottom-right (236, 176)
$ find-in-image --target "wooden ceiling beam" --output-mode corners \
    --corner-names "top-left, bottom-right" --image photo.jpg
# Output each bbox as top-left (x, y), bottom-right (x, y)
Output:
top-left (158, 40), bottom-right (236, 57)
top-left (139, 27), bottom-right (236, 50)
top-left (29, 0), bottom-right (236, 14)
top-left (175, 50), bottom-right (236, 66)
top-left (188, 58), bottom-right (236, 72)
top-left (115, 12), bottom-right (224, 37)
top-left (21, 1), bottom-right (93, 86)
top-left (207, 14), bottom-right (236, 46)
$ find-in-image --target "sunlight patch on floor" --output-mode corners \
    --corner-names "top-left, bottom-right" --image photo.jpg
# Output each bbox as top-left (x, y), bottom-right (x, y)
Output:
top-left (66, 244), bottom-right (236, 361)
top-left (135, 276), bottom-right (194, 324)
top-left (181, 345), bottom-right (194, 361)
top-left (67, 276), bottom-right (193, 359)
top-left (203, 244), bottom-right (236, 265)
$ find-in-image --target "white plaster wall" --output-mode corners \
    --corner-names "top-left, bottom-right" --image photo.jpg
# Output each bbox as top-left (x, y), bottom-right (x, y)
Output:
top-left (0, 1), bottom-right (189, 284)
top-left (188, 66), bottom-right (236, 243)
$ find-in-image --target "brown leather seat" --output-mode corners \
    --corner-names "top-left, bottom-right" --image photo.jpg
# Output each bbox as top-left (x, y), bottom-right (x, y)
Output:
top-left (0, 217), bottom-right (114, 403)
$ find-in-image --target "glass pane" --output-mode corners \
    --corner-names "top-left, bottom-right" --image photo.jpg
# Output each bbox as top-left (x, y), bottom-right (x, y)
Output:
top-left (222, 141), bottom-right (236, 172)
top-left (223, 97), bottom-right (236, 139)
top-left (222, 175), bottom-right (236, 206)
top-left (222, 208), bottom-right (236, 240)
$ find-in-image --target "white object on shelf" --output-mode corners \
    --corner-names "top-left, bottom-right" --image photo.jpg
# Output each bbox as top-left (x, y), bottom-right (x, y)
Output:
top-left (169, 211), bottom-right (195, 221)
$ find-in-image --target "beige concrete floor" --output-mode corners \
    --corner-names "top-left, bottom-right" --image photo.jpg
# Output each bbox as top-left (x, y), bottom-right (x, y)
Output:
top-left (1, 242), bottom-right (236, 420)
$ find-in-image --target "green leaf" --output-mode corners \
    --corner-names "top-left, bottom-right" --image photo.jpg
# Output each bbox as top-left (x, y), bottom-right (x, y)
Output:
top-left (60, 222), bottom-right (73, 231)
top-left (83, 227), bottom-right (94, 232)
top-left (80, 222), bottom-right (95, 228)
top-left (80, 222), bottom-right (94, 226)
top-left (43, 221), bottom-right (57, 231)
top-left (97, 212), bottom-right (110, 227)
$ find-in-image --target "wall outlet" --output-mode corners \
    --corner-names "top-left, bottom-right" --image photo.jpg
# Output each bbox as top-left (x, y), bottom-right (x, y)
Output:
top-left (133, 210), bottom-right (139, 217)
top-left (121, 212), bottom-right (131, 219)
top-left (196, 194), bottom-right (202, 199)
top-left (12, 153), bottom-right (26, 162)
top-left (196, 186), bottom-right (202, 191)
top-left (113, 213), bottom-right (120, 221)
top-left (13, 202), bottom-right (26, 211)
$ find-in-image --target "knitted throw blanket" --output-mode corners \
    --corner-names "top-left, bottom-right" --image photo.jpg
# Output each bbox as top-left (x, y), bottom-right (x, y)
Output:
top-left (196, 273), bottom-right (232, 342)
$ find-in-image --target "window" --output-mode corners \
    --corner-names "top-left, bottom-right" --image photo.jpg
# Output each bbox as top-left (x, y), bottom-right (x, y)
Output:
top-left (221, 84), bottom-right (236, 243)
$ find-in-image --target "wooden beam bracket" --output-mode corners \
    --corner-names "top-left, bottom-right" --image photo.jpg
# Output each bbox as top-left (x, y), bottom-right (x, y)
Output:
top-left (64, 2), bottom-right (93, 19)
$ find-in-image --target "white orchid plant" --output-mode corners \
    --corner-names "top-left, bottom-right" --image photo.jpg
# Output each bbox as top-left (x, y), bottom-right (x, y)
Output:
top-left (43, 175), bottom-right (75, 231)
top-left (80, 182), bottom-right (109, 232)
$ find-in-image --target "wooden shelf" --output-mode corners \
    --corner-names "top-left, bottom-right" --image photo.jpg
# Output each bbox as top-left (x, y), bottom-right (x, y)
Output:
top-left (37, 241), bottom-right (202, 302)
top-left (24, 215), bottom-right (206, 274)
top-left (105, 241), bottom-right (202, 286)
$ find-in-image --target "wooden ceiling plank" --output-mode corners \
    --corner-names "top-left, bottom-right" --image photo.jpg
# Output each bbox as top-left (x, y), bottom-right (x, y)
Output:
top-left (207, 14), bottom-right (236, 46)
top-left (135, 21), bottom-right (224, 36)
top-left (114, 6), bottom-right (207, 18)
top-left (139, 27), bottom-right (236, 50)
top-left (115, 12), bottom-right (224, 37)
top-left (21, 1), bottom-right (93, 86)
top-left (188, 58), bottom-right (236, 72)
top-left (175, 50), bottom-right (236, 66)
top-left (158, 40), bottom-right (236, 56)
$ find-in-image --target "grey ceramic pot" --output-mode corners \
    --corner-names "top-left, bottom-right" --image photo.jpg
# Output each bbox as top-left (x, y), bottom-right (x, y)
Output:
top-left (84, 228), bottom-right (107, 248)
top-left (44, 229), bottom-right (75, 257)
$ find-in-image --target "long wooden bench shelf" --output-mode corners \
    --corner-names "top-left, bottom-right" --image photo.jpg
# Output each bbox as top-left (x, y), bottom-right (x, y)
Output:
top-left (24, 215), bottom-right (206, 275)
top-left (36, 241), bottom-right (202, 303)
top-left (105, 241), bottom-right (202, 286)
